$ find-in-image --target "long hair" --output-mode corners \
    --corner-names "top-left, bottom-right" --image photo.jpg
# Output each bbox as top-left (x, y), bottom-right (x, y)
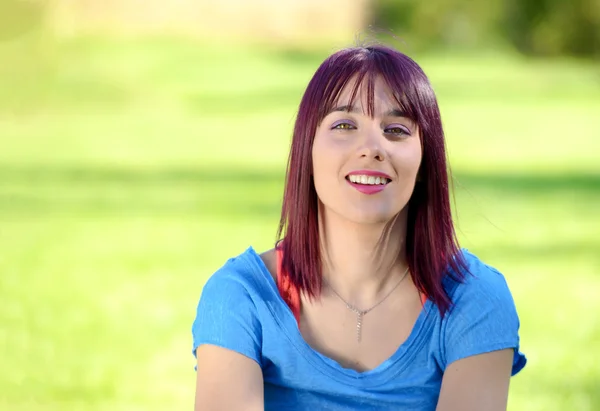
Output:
top-left (276, 44), bottom-right (467, 316)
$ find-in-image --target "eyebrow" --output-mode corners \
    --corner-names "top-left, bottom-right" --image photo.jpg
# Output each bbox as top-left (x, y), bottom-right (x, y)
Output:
top-left (330, 105), bottom-right (360, 114)
top-left (329, 105), bottom-right (408, 118)
top-left (385, 108), bottom-right (407, 118)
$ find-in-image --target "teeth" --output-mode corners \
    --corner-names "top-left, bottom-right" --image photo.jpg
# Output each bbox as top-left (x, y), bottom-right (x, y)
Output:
top-left (348, 174), bottom-right (389, 185)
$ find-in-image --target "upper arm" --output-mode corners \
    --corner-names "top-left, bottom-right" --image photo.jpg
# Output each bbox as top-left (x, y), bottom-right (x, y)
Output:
top-left (195, 345), bottom-right (264, 411)
top-left (436, 348), bottom-right (513, 411)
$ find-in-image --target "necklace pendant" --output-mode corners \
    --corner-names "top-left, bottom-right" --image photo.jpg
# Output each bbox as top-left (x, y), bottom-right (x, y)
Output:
top-left (356, 312), bottom-right (363, 342)
top-left (326, 266), bottom-right (410, 345)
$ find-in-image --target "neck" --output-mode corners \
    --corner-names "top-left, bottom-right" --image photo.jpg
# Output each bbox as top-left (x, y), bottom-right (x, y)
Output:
top-left (318, 206), bottom-right (409, 306)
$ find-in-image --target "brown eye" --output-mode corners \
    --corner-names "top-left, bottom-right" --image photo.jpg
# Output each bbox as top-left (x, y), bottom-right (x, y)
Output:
top-left (332, 122), bottom-right (356, 130)
top-left (385, 126), bottom-right (410, 136)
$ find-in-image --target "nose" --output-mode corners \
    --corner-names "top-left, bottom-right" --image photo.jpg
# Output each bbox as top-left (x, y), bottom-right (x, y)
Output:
top-left (358, 129), bottom-right (385, 162)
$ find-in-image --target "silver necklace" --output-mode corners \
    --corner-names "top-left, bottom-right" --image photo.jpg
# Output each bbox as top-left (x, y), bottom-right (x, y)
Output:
top-left (324, 267), bottom-right (410, 342)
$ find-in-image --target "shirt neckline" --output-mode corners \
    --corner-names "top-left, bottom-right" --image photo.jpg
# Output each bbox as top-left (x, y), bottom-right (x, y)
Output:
top-left (245, 246), bottom-right (436, 387)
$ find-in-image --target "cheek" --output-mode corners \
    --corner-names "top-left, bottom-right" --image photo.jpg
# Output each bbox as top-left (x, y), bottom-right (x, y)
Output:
top-left (311, 139), bottom-right (323, 178)
top-left (394, 142), bottom-right (422, 176)
top-left (312, 136), bottom-right (338, 176)
top-left (409, 139), bottom-right (423, 170)
top-left (312, 138), bottom-right (344, 201)
top-left (412, 145), bottom-right (423, 173)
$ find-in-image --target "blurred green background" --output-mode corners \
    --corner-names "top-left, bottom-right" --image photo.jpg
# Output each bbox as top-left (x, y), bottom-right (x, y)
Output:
top-left (0, 0), bottom-right (598, 410)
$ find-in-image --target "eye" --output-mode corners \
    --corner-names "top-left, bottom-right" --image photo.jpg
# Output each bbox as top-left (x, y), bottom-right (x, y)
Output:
top-left (331, 121), bottom-right (356, 130)
top-left (384, 125), bottom-right (411, 136)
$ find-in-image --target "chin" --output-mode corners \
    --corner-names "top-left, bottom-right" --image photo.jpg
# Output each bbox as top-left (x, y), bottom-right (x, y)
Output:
top-left (344, 210), bottom-right (398, 226)
top-left (318, 200), bottom-right (403, 227)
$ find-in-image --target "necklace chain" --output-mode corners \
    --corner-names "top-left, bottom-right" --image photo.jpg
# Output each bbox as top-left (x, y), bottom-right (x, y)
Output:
top-left (324, 267), bottom-right (410, 342)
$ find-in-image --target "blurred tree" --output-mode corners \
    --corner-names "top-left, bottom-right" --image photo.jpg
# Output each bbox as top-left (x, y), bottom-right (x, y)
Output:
top-left (0, 0), bottom-right (46, 41)
top-left (0, 0), bottom-right (55, 113)
top-left (370, 0), bottom-right (506, 51)
top-left (503, 0), bottom-right (600, 56)
top-left (370, 0), bottom-right (600, 57)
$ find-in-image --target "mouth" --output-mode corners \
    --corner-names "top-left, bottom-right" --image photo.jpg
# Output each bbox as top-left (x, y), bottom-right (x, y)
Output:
top-left (345, 174), bottom-right (391, 186)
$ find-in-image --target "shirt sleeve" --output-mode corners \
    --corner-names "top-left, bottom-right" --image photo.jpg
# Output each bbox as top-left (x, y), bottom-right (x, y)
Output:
top-left (191, 268), bottom-right (263, 367)
top-left (441, 257), bottom-right (527, 376)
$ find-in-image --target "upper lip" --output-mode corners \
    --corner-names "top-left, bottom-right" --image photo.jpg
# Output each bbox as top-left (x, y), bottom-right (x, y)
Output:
top-left (346, 169), bottom-right (392, 180)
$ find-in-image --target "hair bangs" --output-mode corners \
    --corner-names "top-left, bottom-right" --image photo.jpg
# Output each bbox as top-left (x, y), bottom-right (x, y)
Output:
top-left (370, 47), bottom-right (433, 127)
top-left (316, 48), bottom-right (427, 125)
top-left (316, 56), bottom-right (372, 122)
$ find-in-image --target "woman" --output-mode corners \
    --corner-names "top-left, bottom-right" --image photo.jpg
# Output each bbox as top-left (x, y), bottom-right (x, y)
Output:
top-left (192, 43), bottom-right (526, 410)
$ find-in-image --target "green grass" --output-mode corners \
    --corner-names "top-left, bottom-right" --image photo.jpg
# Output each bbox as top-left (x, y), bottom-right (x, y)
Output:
top-left (0, 35), bottom-right (599, 410)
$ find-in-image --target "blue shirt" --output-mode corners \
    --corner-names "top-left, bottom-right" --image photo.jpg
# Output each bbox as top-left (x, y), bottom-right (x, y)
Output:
top-left (191, 247), bottom-right (526, 410)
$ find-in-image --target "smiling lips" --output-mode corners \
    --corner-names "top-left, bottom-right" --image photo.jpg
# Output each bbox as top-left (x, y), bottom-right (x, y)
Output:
top-left (346, 170), bottom-right (391, 195)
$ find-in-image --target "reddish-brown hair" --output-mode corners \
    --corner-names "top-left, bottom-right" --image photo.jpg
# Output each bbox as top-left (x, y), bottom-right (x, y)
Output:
top-left (276, 44), bottom-right (467, 316)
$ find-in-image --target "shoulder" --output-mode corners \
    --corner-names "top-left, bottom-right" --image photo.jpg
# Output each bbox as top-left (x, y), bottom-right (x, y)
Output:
top-left (444, 249), bottom-right (515, 306)
top-left (200, 246), bottom-right (273, 303)
top-left (258, 247), bottom-right (278, 284)
top-left (440, 249), bottom-right (522, 339)
top-left (192, 247), bottom-right (270, 365)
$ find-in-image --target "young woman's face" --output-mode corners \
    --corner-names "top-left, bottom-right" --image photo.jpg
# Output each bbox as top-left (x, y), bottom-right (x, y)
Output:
top-left (311, 76), bottom-right (422, 226)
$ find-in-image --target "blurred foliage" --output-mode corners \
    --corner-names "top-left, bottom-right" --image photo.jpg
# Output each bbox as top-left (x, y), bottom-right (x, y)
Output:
top-left (0, 0), bottom-right (56, 113)
top-left (371, 0), bottom-right (600, 56)
top-left (503, 0), bottom-right (600, 56)
top-left (0, 0), bottom-right (47, 40)
top-left (1, 0), bottom-right (598, 57)
top-left (369, 0), bottom-right (504, 51)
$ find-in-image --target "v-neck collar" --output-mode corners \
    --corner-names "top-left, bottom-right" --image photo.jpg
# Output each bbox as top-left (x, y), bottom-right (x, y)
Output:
top-left (246, 246), bottom-right (436, 387)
